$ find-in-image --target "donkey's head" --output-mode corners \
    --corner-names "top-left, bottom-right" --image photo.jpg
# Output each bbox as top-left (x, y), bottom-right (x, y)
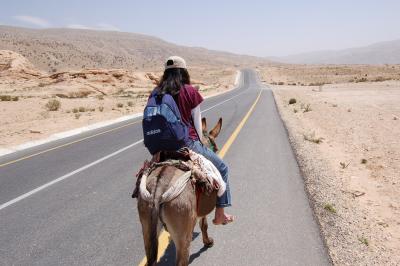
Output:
top-left (201, 117), bottom-right (222, 153)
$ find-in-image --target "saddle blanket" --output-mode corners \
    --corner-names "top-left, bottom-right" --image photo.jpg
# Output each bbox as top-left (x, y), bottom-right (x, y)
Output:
top-left (188, 150), bottom-right (226, 197)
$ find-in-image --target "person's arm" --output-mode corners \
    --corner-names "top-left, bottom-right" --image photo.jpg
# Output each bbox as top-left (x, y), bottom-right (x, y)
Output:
top-left (191, 105), bottom-right (202, 140)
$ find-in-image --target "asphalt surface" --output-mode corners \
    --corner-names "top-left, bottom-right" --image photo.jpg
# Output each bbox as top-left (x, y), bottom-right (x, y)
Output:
top-left (0, 69), bottom-right (330, 265)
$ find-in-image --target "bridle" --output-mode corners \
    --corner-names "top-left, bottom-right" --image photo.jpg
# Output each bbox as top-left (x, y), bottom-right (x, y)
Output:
top-left (202, 130), bottom-right (217, 152)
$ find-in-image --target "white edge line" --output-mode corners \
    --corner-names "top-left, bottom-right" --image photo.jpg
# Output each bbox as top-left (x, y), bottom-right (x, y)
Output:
top-left (201, 87), bottom-right (248, 113)
top-left (0, 139), bottom-right (143, 211)
top-left (0, 71), bottom-right (243, 158)
top-left (0, 113), bottom-right (142, 157)
top-left (0, 74), bottom-right (247, 211)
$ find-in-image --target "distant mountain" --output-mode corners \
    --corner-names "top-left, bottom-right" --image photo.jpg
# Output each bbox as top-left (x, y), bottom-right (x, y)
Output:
top-left (270, 39), bottom-right (400, 64)
top-left (0, 25), bottom-right (269, 72)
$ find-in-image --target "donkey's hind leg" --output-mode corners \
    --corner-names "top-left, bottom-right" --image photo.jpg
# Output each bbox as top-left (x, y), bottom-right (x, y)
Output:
top-left (199, 216), bottom-right (214, 248)
top-left (164, 207), bottom-right (197, 266)
top-left (138, 203), bottom-right (158, 266)
top-left (175, 218), bottom-right (196, 266)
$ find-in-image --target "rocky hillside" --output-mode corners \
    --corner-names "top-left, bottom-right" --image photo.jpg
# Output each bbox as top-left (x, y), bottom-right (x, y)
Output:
top-left (270, 39), bottom-right (400, 64)
top-left (0, 26), bottom-right (269, 73)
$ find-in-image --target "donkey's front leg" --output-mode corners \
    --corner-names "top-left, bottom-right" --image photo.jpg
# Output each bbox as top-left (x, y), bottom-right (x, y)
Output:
top-left (199, 216), bottom-right (214, 248)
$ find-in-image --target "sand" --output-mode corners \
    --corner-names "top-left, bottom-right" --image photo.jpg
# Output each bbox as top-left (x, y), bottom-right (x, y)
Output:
top-left (0, 50), bottom-right (237, 149)
top-left (271, 80), bottom-right (400, 265)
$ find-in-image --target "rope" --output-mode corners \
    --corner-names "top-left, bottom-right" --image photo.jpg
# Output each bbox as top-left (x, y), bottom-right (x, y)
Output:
top-left (138, 158), bottom-right (213, 204)
top-left (160, 171), bottom-right (192, 204)
top-left (139, 160), bottom-right (193, 204)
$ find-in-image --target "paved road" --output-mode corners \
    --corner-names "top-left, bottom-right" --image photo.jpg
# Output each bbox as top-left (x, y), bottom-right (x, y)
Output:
top-left (0, 70), bottom-right (330, 265)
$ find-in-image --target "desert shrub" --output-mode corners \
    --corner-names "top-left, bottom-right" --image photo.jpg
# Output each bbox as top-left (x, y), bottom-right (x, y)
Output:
top-left (277, 81), bottom-right (285, 85)
top-left (373, 76), bottom-right (391, 82)
top-left (355, 77), bottom-right (368, 83)
top-left (340, 162), bottom-right (350, 169)
top-left (323, 203), bottom-right (337, 214)
top-left (78, 106), bottom-right (86, 112)
top-left (311, 81), bottom-right (330, 86)
top-left (358, 237), bottom-right (369, 246)
top-left (98, 106), bottom-right (104, 112)
top-left (127, 101), bottom-right (134, 107)
top-left (55, 93), bottom-right (69, 98)
top-left (303, 132), bottom-right (323, 144)
top-left (289, 98), bottom-right (297, 105)
top-left (96, 95), bottom-right (104, 100)
top-left (3, 96), bottom-right (17, 101)
top-left (303, 104), bottom-right (312, 112)
top-left (112, 73), bottom-right (124, 78)
top-left (72, 108), bottom-right (79, 113)
top-left (117, 103), bottom-right (124, 108)
top-left (68, 90), bottom-right (91, 98)
top-left (75, 113), bottom-right (81, 119)
top-left (45, 99), bottom-right (61, 111)
top-left (361, 159), bottom-right (367, 164)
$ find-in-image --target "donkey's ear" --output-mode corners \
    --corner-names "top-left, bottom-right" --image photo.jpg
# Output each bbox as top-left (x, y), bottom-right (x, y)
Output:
top-left (202, 117), bottom-right (207, 132)
top-left (210, 118), bottom-right (222, 138)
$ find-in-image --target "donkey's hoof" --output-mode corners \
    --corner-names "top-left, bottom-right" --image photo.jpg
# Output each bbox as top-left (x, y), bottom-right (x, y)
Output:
top-left (203, 237), bottom-right (214, 248)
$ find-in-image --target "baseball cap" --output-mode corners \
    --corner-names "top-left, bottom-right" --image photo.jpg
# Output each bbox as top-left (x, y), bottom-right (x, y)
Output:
top-left (165, 56), bottom-right (187, 69)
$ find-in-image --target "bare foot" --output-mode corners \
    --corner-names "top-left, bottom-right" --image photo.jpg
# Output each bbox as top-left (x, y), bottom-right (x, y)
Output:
top-left (212, 207), bottom-right (235, 225)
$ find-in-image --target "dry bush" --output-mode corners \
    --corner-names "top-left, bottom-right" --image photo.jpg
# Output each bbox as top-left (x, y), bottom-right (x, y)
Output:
top-left (340, 162), bottom-right (350, 169)
top-left (355, 77), bottom-right (368, 83)
top-left (373, 76), bottom-right (391, 82)
top-left (98, 106), bottom-right (104, 112)
top-left (302, 104), bottom-right (312, 113)
top-left (289, 98), bottom-right (297, 105)
top-left (127, 101), bottom-right (134, 107)
top-left (303, 132), bottom-right (324, 144)
top-left (78, 106), bottom-right (86, 112)
top-left (323, 203), bottom-right (337, 214)
top-left (45, 99), bottom-right (61, 111)
top-left (117, 103), bottom-right (123, 108)
top-left (308, 82), bottom-right (329, 86)
top-left (0, 95), bottom-right (19, 101)
top-left (68, 90), bottom-right (92, 98)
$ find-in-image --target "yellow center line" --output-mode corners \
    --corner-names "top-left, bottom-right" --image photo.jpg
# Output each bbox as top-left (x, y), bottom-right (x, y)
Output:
top-left (138, 89), bottom-right (263, 266)
top-left (0, 120), bottom-right (141, 168)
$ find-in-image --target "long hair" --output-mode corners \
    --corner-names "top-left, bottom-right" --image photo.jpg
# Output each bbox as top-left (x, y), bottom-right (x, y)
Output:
top-left (158, 68), bottom-right (191, 96)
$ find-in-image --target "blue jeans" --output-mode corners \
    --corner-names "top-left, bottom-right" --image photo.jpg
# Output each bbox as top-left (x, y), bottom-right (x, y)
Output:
top-left (187, 140), bottom-right (231, 207)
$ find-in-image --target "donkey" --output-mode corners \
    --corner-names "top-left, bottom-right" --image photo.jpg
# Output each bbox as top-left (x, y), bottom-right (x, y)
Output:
top-left (137, 117), bottom-right (223, 266)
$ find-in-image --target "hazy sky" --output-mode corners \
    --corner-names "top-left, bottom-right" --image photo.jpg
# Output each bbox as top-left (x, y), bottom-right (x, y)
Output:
top-left (1, 0), bottom-right (400, 56)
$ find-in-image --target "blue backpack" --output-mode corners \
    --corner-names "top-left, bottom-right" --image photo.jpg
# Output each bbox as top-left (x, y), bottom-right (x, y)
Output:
top-left (142, 90), bottom-right (189, 155)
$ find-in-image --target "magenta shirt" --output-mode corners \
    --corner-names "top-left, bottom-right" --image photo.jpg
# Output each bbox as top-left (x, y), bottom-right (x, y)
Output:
top-left (176, 84), bottom-right (204, 140)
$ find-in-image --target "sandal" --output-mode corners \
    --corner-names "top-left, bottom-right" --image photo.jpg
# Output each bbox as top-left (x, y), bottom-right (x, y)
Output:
top-left (212, 215), bottom-right (235, 225)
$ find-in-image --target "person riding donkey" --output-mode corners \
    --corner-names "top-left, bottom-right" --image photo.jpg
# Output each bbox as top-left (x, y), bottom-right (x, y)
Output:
top-left (133, 56), bottom-right (234, 265)
top-left (139, 55), bottom-right (234, 225)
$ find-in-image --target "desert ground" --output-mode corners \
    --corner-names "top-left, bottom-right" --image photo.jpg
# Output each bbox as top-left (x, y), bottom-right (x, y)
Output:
top-left (2, 28), bottom-right (400, 265)
top-left (263, 65), bottom-right (400, 265)
top-left (0, 50), bottom-right (237, 150)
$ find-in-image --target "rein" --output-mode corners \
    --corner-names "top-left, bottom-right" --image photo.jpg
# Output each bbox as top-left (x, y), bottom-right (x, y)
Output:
top-left (202, 131), bottom-right (216, 152)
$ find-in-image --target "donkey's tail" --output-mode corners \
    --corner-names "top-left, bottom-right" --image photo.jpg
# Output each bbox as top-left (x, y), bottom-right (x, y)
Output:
top-left (148, 198), bottom-right (160, 266)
